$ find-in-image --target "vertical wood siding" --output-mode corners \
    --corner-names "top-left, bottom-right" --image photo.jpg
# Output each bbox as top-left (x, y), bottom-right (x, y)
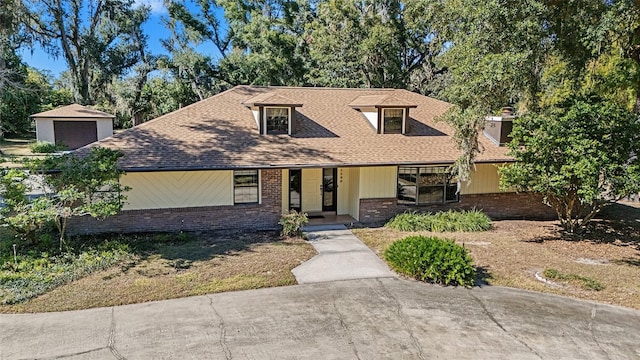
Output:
top-left (359, 166), bottom-right (397, 199)
top-left (461, 163), bottom-right (505, 195)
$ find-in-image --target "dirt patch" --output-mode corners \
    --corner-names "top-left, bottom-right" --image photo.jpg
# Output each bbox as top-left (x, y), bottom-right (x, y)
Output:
top-left (354, 203), bottom-right (640, 310)
top-left (0, 231), bottom-right (316, 313)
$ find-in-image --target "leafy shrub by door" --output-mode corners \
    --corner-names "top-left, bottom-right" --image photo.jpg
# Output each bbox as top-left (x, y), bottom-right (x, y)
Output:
top-left (279, 210), bottom-right (309, 237)
top-left (384, 236), bottom-right (476, 287)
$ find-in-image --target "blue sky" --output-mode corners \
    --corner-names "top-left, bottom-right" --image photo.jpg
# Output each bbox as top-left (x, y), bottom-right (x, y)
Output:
top-left (20, 0), bottom-right (173, 77)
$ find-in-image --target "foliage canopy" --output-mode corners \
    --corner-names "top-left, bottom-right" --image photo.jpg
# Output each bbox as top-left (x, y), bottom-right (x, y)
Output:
top-left (500, 96), bottom-right (640, 233)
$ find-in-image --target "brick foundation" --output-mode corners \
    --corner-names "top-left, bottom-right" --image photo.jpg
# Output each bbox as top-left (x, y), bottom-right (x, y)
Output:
top-left (68, 169), bottom-right (282, 235)
top-left (359, 192), bottom-right (556, 224)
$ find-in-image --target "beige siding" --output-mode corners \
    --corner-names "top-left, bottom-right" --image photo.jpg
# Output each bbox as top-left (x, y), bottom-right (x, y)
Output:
top-left (35, 119), bottom-right (55, 143)
top-left (349, 167), bottom-right (360, 220)
top-left (122, 171), bottom-right (233, 210)
top-left (281, 169), bottom-right (289, 214)
top-left (301, 168), bottom-right (322, 212)
top-left (359, 166), bottom-right (397, 199)
top-left (96, 119), bottom-right (114, 140)
top-left (461, 163), bottom-right (504, 195)
top-left (337, 167), bottom-right (350, 215)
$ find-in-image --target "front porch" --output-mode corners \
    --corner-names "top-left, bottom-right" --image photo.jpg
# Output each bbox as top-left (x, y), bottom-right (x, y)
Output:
top-left (306, 212), bottom-right (358, 226)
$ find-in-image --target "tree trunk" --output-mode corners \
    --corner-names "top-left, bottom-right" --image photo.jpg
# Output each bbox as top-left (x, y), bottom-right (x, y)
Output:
top-left (133, 112), bottom-right (143, 126)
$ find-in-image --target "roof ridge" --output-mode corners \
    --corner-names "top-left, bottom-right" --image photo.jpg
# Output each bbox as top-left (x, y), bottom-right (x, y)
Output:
top-left (250, 85), bottom-right (398, 91)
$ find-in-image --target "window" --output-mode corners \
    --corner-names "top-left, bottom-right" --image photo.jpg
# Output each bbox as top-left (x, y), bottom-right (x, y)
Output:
top-left (383, 108), bottom-right (403, 134)
top-left (234, 170), bottom-right (259, 204)
top-left (397, 166), bottom-right (459, 204)
top-left (289, 169), bottom-right (301, 211)
top-left (265, 107), bottom-right (289, 134)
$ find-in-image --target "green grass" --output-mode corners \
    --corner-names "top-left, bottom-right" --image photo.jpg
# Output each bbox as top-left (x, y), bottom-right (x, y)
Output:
top-left (385, 209), bottom-right (492, 232)
top-left (543, 268), bottom-right (605, 291)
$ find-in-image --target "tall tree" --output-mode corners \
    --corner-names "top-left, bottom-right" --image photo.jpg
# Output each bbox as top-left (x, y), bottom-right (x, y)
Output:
top-left (305, 0), bottom-right (445, 90)
top-left (217, 0), bottom-right (312, 85)
top-left (167, 0), bottom-right (312, 86)
top-left (602, 0), bottom-right (640, 112)
top-left (23, 0), bottom-right (150, 105)
top-left (160, 5), bottom-right (220, 101)
top-left (434, 0), bottom-right (547, 179)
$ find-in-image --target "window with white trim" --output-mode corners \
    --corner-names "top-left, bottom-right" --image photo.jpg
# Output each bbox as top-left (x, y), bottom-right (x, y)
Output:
top-left (234, 170), bottom-right (259, 204)
top-left (397, 166), bottom-right (459, 204)
top-left (265, 107), bottom-right (289, 134)
top-left (382, 108), bottom-right (404, 134)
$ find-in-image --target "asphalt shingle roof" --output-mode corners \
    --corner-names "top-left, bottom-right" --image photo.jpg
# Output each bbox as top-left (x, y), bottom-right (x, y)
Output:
top-left (86, 86), bottom-right (512, 171)
top-left (31, 104), bottom-right (114, 119)
top-left (348, 94), bottom-right (417, 108)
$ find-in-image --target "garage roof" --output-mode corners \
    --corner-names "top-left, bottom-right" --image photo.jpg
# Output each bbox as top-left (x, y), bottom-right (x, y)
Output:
top-left (31, 104), bottom-right (114, 119)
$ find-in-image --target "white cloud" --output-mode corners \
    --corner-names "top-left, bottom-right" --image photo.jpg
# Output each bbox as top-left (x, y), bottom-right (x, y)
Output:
top-left (134, 0), bottom-right (167, 14)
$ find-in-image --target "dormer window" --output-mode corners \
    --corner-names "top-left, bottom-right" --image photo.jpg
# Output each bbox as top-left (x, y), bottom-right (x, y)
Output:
top-left (382, 108), bottom-right (404, 134)
top-left (265, 107), bottom-right (290, 134)
top-left (349, 93), bottom-right (417, 134)
top-left (243, 92), bottom-right (302, 136)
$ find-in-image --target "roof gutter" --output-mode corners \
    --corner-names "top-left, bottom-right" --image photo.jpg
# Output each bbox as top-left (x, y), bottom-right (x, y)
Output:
top-left (120, 159), bottom-right (516, 172)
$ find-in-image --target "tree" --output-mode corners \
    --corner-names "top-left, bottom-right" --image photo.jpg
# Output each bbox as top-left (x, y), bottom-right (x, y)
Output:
top-left (216, 0), bottom-right (312, 86)
top-left (305, 0), bottom-right (445, 90)
top-left (433, 0), bottom-right (548, 180)
top-left (499, 96), bottom-right (640, 233)
top-left (23, 0), bottom-right (150, 105)
top-left (601, 0), bottom-right (640, 112)
top-left (0, 66), bottom-right (73, 136)
top-left (1, 148), bottom-right (128, 248)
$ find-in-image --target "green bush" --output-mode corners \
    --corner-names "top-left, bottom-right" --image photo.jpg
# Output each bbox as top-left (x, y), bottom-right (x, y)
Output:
top-left (279, 210), bottom-right (309, 237)
top-left (29, 141), bottom-right (66, 153)
top-left (385, 209), bottom-right (492, 232)
top-left (384, 235), bottom-right (476, 287)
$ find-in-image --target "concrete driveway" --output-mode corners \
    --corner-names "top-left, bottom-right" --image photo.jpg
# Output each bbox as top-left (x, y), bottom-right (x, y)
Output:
top-left (2, 278), bottom-right (639, 359)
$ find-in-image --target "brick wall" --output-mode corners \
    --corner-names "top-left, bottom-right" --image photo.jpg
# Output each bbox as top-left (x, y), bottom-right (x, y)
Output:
top-left (68, 169), bottom-right (282, 235)
top-left (359, 192), bottom-right (555, 224)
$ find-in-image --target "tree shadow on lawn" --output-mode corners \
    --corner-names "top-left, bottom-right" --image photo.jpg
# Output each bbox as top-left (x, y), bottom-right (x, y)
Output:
top-left (526, 203), bottom-right (640, 248)
top-left (78, 230), bottom-right (287, 272)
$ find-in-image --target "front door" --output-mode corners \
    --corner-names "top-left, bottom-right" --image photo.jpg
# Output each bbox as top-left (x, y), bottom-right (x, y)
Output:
top-left (322, 168), bottom-right (337, 212)
top-left (301, 168), bottom-right (323, 212)
top-left (299, 168), bottom-right (338, 213)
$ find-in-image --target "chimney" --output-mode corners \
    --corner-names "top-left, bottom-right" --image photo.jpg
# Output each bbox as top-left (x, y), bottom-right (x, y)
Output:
top-left (483, 107), bottom-right (515, 146)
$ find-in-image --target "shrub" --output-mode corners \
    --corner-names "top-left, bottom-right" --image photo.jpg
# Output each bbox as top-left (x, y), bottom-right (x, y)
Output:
top-left (279, 210), bottom-right (308, 237)
top-left (384, 235), bottom-right (476, 287)
top-left (0, 241), bottom-right (134, 304)
top-left (385, 209), bottom-right (492, 232)
top-left (29, 142), bottom-right (66, 154)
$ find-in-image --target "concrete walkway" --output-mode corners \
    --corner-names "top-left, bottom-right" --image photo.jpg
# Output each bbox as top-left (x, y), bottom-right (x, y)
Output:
top-left (2, 278), bottom-right (640, 359)
top-left (292, 224), bottom-right (396, 283)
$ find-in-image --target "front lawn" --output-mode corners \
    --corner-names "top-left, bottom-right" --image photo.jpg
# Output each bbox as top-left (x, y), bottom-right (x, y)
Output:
top-left (0, 231), bottom-right (315, 313)
top-left (354, 203), bottom-right (640, 310)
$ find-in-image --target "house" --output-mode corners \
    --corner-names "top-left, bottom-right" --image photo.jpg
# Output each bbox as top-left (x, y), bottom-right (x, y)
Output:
top-left (32, 104), bottom-right (114, 150)
top-left (69, 86), bottom-right (552, 234)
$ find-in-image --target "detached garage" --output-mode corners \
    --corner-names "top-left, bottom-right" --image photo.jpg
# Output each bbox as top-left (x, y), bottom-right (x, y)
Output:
top-left (32, 104), bottom-right (114, 150)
